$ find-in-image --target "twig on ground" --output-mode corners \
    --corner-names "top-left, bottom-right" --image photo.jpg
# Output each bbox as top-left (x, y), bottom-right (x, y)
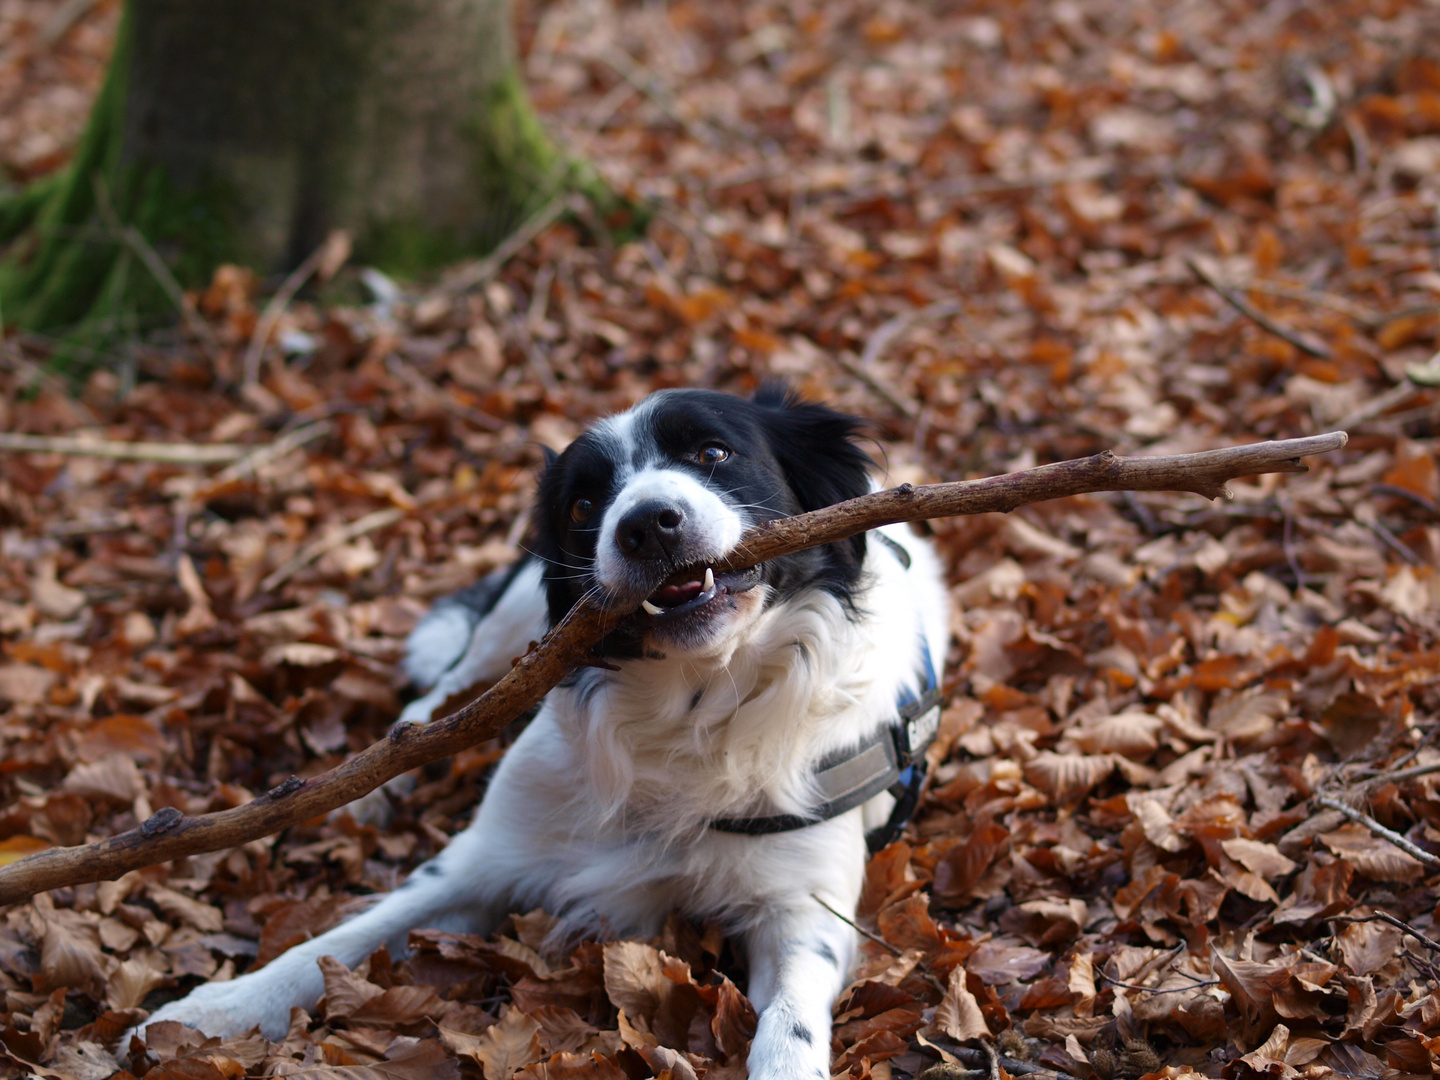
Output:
top-left (1368, 760), bottom-right (1440, 788)
top-left (40, 0), bottom-right (102, 44)
top-left (1236, 279), bottom-right (1382, 326)
top-left (386, 357), bottom-right (506, 432)
top-left (1096, 971), bottom-right (1220, 994)
top-left (811, 893), bottom-right (902, 957)
top-left (832, 352), bottom-right (919, 418)
top-left (0, 432), bottom-right (247, 464)
top-left (242, 231), bottom-right (352, 385)
top-left (1314, 794), bottom-right (1440, 868)
top-left (1187, 258), bottom-right (1334, 360)
top-left (1371, 484), bottom-right (1440, 518)
top-left (1328, 912), bottom-right (1440, 955)
top-left (979, 1039), bottom-right (1002, 1080)
top-left (838, 300), bottom-right (961, 418)
top-left (90, 175), bottom-right (216, 349)
top-left (0, 430), bottom-right (1348, 903)
top-left (1337, 383), bottom-right (1422, 432)
top-left (940, 1045), bottom-right (1076, 1080)
top-left (431, 192), bottom-right (570, 299)
top-left (260, 508), bottom-right (407, 593)
top-left (211, 421), bottom-right (334, 484)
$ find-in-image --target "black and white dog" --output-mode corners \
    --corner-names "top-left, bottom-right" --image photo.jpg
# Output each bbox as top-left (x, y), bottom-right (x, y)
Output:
top-left (141, 386), bottom-right (950, 1080)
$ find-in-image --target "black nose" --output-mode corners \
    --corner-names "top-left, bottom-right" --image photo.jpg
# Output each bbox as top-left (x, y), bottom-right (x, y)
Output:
top-left (616, 500), bottom-right (685, 560)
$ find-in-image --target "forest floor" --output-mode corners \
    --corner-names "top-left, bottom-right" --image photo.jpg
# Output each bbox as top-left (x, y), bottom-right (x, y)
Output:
top-left (4, 0), bottom-right (1440, 1078)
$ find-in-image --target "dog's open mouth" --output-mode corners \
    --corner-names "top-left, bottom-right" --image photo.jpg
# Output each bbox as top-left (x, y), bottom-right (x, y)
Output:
top-left (639, 564), bottom-right (761, 620)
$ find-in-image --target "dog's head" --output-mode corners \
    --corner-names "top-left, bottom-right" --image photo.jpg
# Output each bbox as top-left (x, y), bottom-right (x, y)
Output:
top-left (532, 385), bottom-right (873, 655)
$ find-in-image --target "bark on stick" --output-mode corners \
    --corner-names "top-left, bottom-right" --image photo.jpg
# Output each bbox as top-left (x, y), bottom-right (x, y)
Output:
top-left (0, 431), bottom-right (1347, 904)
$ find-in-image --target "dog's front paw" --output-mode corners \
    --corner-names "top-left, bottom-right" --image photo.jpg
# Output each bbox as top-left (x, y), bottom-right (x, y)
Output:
top-left (131, 979), bottom-right (291, 1044)
top-left (746, 1019), bottom-right (831, 1080)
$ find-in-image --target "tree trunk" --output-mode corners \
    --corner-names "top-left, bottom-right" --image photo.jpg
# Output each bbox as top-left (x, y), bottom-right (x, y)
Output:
top-left (0, 0), bottom-right (565, 347)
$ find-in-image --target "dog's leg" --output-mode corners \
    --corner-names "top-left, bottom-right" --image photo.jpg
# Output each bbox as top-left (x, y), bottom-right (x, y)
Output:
top-left (742, 897), bottom-right (859, 1080)
top-left (397, 559), bottom-right (548, 725)
top-left (136, 825), bottom-right (506, 1040)
top-left (345, 561), bottom-right (548, 825)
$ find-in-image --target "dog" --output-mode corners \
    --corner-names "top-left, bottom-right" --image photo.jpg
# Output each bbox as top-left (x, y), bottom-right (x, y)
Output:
top-left (139, 386), bottom-right (950, 1080)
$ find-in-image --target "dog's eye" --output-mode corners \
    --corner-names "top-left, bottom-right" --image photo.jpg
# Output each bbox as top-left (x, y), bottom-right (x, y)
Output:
top-left (570, 498), bottom-right (594, 523)
top-left (696, 444), bottom-right (730, 464)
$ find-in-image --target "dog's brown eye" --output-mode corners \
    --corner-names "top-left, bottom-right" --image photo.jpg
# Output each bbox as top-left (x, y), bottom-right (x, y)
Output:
top-left (570, 498), bottom-right (594, 523)
top-left (697, 444), bottom-right (729, 464)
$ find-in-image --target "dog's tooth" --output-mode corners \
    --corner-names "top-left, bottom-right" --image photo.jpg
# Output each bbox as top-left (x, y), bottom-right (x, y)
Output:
top-left (641, 600), bottom-right (663, 616)
top-left (704, 567), bottom-right (715, 591)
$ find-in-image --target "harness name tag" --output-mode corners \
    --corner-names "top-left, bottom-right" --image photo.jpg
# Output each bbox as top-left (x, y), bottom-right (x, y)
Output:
top-left (906, 704), bottom-right (941, 758)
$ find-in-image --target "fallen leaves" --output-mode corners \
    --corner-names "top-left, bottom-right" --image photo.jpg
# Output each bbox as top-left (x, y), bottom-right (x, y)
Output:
top-left (4, 0), bottom-right (1440, 1077)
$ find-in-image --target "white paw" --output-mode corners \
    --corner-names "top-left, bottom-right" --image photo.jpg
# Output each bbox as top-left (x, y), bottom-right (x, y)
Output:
top-left (746, 1023), bottom-right (831, 1080)
top-left (131, 978), bottom-right (292, 1043)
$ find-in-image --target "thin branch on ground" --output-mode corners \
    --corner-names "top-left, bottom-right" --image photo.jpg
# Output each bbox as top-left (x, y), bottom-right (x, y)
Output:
top-left (811, 893), bottom-right (902, 957)
top-left (259, 507), bottom-right (406, 593)
top-left (1328, 912), bottom-right (1440, 955)
top-left (385, 356), bottom-right (506, 432)
top-left (1187, 257), bottom-right (1334, 360)
top-left (1337, 383), bottom-right (1423, 432)
top-left (0, 429), bottom-right (1347, 903)
top-left (0, 432), bottom-right (248, 464)
top-left (91, 174), bottom-right (216, 349)
top-left (1096, 970), bottom-right (1220, 994)
top-left (939, 1044), bottom-right (1077, 1080)
top-left (1314, 794), bottom-right (1440, 868)
top-left (242, 230), bottom-right (352, 385)
top-left (1235, 278), bottom-right (1384, 326)
top-left (432, 192), bottom-right (571, 299)
top-left (836, 300), bottom-right (961, 419)
top-left (979, 1038), bottom-right (1002, 1080)
top-left (211, 421), bottom-right (334, 484)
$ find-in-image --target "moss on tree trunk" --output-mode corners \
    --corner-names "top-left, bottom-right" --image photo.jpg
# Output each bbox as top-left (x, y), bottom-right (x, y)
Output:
top-left (0, 0), bottom-right (573, 352)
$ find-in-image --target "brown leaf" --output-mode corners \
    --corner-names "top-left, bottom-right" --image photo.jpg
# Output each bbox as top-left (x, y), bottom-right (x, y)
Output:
top-left (107, 956), bottom-right (169, 1010)
top-left (75, 714), bottom-right (168, 763)
top-left (1320, 824), bottom-right (1425, 883)
top-left (0, 662), bottom-right (57, 704)
top-left (63, 752), bottom-right (143, 803)
top-left (1220, 839), bottom-right (1297, 879)
top-left (34, 898), bottom-right (104, 996)
top-left (514, 1051), bottom-right (630, 1080)
top-left (1334, 917), bottom-right (1403, 977)
top-left (1024, 751), bottom-right (1117, 804)
top-left (272, 1038), bottom-right (459, 1080)
top-left (347, 985), bottom-right (444, 1027)
top-left (929, 965), bottom-right (989, 1041)
top-left (932, 820), bottom-right (1009, 902)
top-left (319, 955), bottom-right (384, 1019)
top-left (147, 886), bottom-right (225, 933)
top-left (460, 1007), bottom-right (544, 1080)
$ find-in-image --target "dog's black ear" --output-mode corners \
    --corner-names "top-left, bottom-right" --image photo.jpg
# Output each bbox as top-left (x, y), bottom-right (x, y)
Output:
top-left (540, 445), bottom-right (559, 470)
top-left (754, 383), bottom-right (873, 513)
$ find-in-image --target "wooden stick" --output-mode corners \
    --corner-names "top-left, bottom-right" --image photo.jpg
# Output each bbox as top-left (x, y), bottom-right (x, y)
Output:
top-left (1314, 794), bottom-right (1440, 868)
top-left (1187, 258), bottom-right (1334, 360)
top-left (0, 432), bottom-right (248, 464)
top-left (259, 507), bottom-right (406, 592)
top-left (242, 231), bottom-right (352, 386)
top-left (0, 431), bottom-right (1346, 904)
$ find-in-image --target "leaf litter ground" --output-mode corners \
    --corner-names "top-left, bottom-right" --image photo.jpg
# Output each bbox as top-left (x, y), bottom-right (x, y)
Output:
top-left (4, 0), bottom-right (1440, 1079)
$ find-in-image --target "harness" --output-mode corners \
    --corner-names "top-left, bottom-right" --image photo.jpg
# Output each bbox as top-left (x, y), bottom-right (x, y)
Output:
top-left (709, 532), bottom-right (943, 854)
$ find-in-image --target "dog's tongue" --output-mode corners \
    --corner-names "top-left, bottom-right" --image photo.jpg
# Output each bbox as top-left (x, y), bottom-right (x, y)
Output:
top-left (653, 578), bottom-right (703, 606)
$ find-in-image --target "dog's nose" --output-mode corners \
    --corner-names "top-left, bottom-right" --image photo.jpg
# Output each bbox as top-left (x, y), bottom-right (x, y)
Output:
top-left (616, 501), bottom-right (685, 560)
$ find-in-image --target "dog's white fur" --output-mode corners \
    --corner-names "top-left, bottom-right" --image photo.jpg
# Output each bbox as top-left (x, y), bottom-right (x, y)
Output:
top-left (139, 395), bottom-right (949, 1080)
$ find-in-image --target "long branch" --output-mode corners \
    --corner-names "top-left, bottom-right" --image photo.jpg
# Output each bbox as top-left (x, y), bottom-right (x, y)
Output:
top-left (0, 431), bottom-right (1347, 904)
